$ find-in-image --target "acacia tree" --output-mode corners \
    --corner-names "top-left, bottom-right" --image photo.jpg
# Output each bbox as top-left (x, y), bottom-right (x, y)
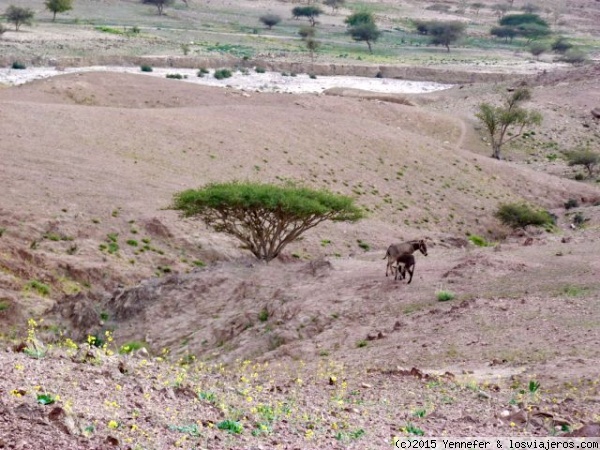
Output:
top-left (345, 11), bottom-right (380, 53)
top-left (45, 0), bottom-right (73, 21)
top-left (565, 148), bottom-right (600, 178)
top-left (299, 26), bottom-right (320, 61)
top-left (475, 87), bottom-right (542, 160)
top-left (5, 5), bottom-right (35, 31)
top-left (259, 13), bottom-right (282, 30)
top-left (171, 182), bottom-right (364, 262)
top-left (427, 21), bottom-right (466, 52)
top-left (292, 6), bottom-right (322, 27)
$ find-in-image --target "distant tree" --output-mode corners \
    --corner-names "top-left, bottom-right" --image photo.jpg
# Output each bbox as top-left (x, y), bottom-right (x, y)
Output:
top-left (516, 22), bottom-right (551, 42)
top-left (142, 0), bottom-right (174, 16)
top-left (171, 182), bottom-right (364, 262)
top-left (344, 10), bottom-right (374, 27)
top-left (44, 0), bottom-right (73, 21)
top-left (492, 3), bottom-right (510, 18)
top-left (529, 42), bottom-right (548, 58)
top-left (259, 13), bottom-right (281, 30)
top-left (305, 37), bottom-right (321, 62)
top-left (470, 2), bottom-right (485, 16)
top-left (427, 21), bottom-right (466, 52)
top-left (551, 36), bottom-right (572, 54)
top-left (564, 148), bottom-right (600, 178)
top-left (345, 11), bottom-right (380, 53)
top-left (413, 19), bottom-right (430, 35)
top-left (298, 25), bottom-right (316, 40)
top-left (490, 25), bottom-right (517, 42)
top-left (558, 48), bottom-right (587, 65)
top-left (298, 26), bottom-right (319, 61)
top-left (292, 5), bottom-right (322, 26)
top-left (499, 13), bottom-right (548, 28)
top-left (5, 5), bottom-right (35, 31)
top-left (494, 203), bottom-right (554, 230)
top-left (475, 87), bottom-right (543, 160)
top-left (497, 14), bottom-right (550, 42)
top-left (323, 0), bottom-right (345, 14)
top-left (347, 21), bottom-right (380, 53)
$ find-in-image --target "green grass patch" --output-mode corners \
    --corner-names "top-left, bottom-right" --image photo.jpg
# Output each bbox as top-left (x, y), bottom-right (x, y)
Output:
top-left (24, 280), bottom-right (51, 297)
top-left (436, 290), bottom-right (455, 302)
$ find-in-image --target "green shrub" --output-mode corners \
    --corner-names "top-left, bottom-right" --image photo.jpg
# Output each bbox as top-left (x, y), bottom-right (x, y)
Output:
top-left (436, 290), bottom-right (455, 302)
top-left (564, 198), bottom-right (579, 210)
top-left (357, 240), bottom-right (370, 251)
top-left (217, 420), bottom-right (243, 434)
top-left (166, 73), bottom-right (184, 79)
top-left (126, 239), bottom-right (138, 246)
top-left (558, 49), bottom-right (587, 65)
top-left (468, 234), bottom-right (489, 247)
top-left (119, 341), bottom-right (146, 354)
top-left (25, 280), bottom-right (50, 296)
top-left (255, 66), bottom-right (266, 73)
top-left (11, 61), bottom-right (26, 70)
top-left (258, 308), bottom-right (269, 322)
top-left (494, 203), bottom-right (554, 230)
top-left (213, 68), bottom-right (232, 80)
top-left (140, 64), bottom-right (153, 72)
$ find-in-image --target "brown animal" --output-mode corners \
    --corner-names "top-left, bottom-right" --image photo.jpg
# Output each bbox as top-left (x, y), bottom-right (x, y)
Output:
top-left (383, 239), bottom-right (427, 277)
top-left (394, 253), bottom-right (415, 284)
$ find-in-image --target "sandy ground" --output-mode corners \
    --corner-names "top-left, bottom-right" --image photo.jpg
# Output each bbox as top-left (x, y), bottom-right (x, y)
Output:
top-left (0, 66), bottom-right (453, 94)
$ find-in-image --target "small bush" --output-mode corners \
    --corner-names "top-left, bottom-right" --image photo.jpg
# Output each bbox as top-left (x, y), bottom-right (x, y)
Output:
top-left (357, 239), bottom-right (370, 251)
top-left (119, 341), bottom-right (146, 354)
top-left (558, 49), bottom-right (587, 65)
top-left (356, 340), bottom-right (368, 348)
top-left (468, 234), bottom-right (489, 247)
top-left (436, 290), bottom-right (455, 302)
top-left (166, 73), bottom-right (184, 79)
top-left (213, 68), bottom-right (232, 80)
top-left (255, 66), bottom-right (266, 73)
top-left (140, 64), bottom-right (153, 72)
top-left (11, 61), bottom-right (26, 70)
top-left (494, 203), bottom-right (554, 230)
top-left (258, 308), bottom-right (269, 322)
top-left (309, 74), bottom-right (317, 79)
top-left (126, 239), bottom-right (138, 246)
top-left (25, 280), bottom-right (50, 296)
top-left (564, 198), bottom-right (579, 210)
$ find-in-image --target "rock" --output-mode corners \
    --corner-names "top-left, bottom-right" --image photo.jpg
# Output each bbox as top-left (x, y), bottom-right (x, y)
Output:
top-left (591, 108), bottom-right (600, 119)
top-left (563, 423), bottom-right (600, 437)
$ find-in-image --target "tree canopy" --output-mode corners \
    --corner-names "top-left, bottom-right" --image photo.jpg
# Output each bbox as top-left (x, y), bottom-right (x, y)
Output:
top-left (44, 0), bottom-right (73, 21)
top-left (564, 148), bottom-right (600, 178)
top-left (345, 11), bottom-right (380, 53)
top-left (427, 21), bottom-right (466, 52)
top-left (494, 203), bottom-right (554, 230)
top-left (259, 13), bottom-right (282, 30)
top-left (171, 182), bottom-right (364, 262)
top-left (5, 5), bottom-right (35, 31)
top-left (292, 6), bottom-right (322, 26)
top-left (475, 88), bottom-right (542, 160)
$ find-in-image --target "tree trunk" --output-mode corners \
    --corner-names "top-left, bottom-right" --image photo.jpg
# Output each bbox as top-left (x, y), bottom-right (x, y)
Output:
top-left (367, 41), bottom-right (372, 53)
top-left (492, 143), bottom-right (502, 160)
top-left (53, 11), bottom-right (57, 21)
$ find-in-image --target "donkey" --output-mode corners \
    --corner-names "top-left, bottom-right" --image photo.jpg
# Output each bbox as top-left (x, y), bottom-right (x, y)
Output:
top-left (383, 239), bottom-right (427, 277)
top-left (394, 253), bottom-right (415, 284)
